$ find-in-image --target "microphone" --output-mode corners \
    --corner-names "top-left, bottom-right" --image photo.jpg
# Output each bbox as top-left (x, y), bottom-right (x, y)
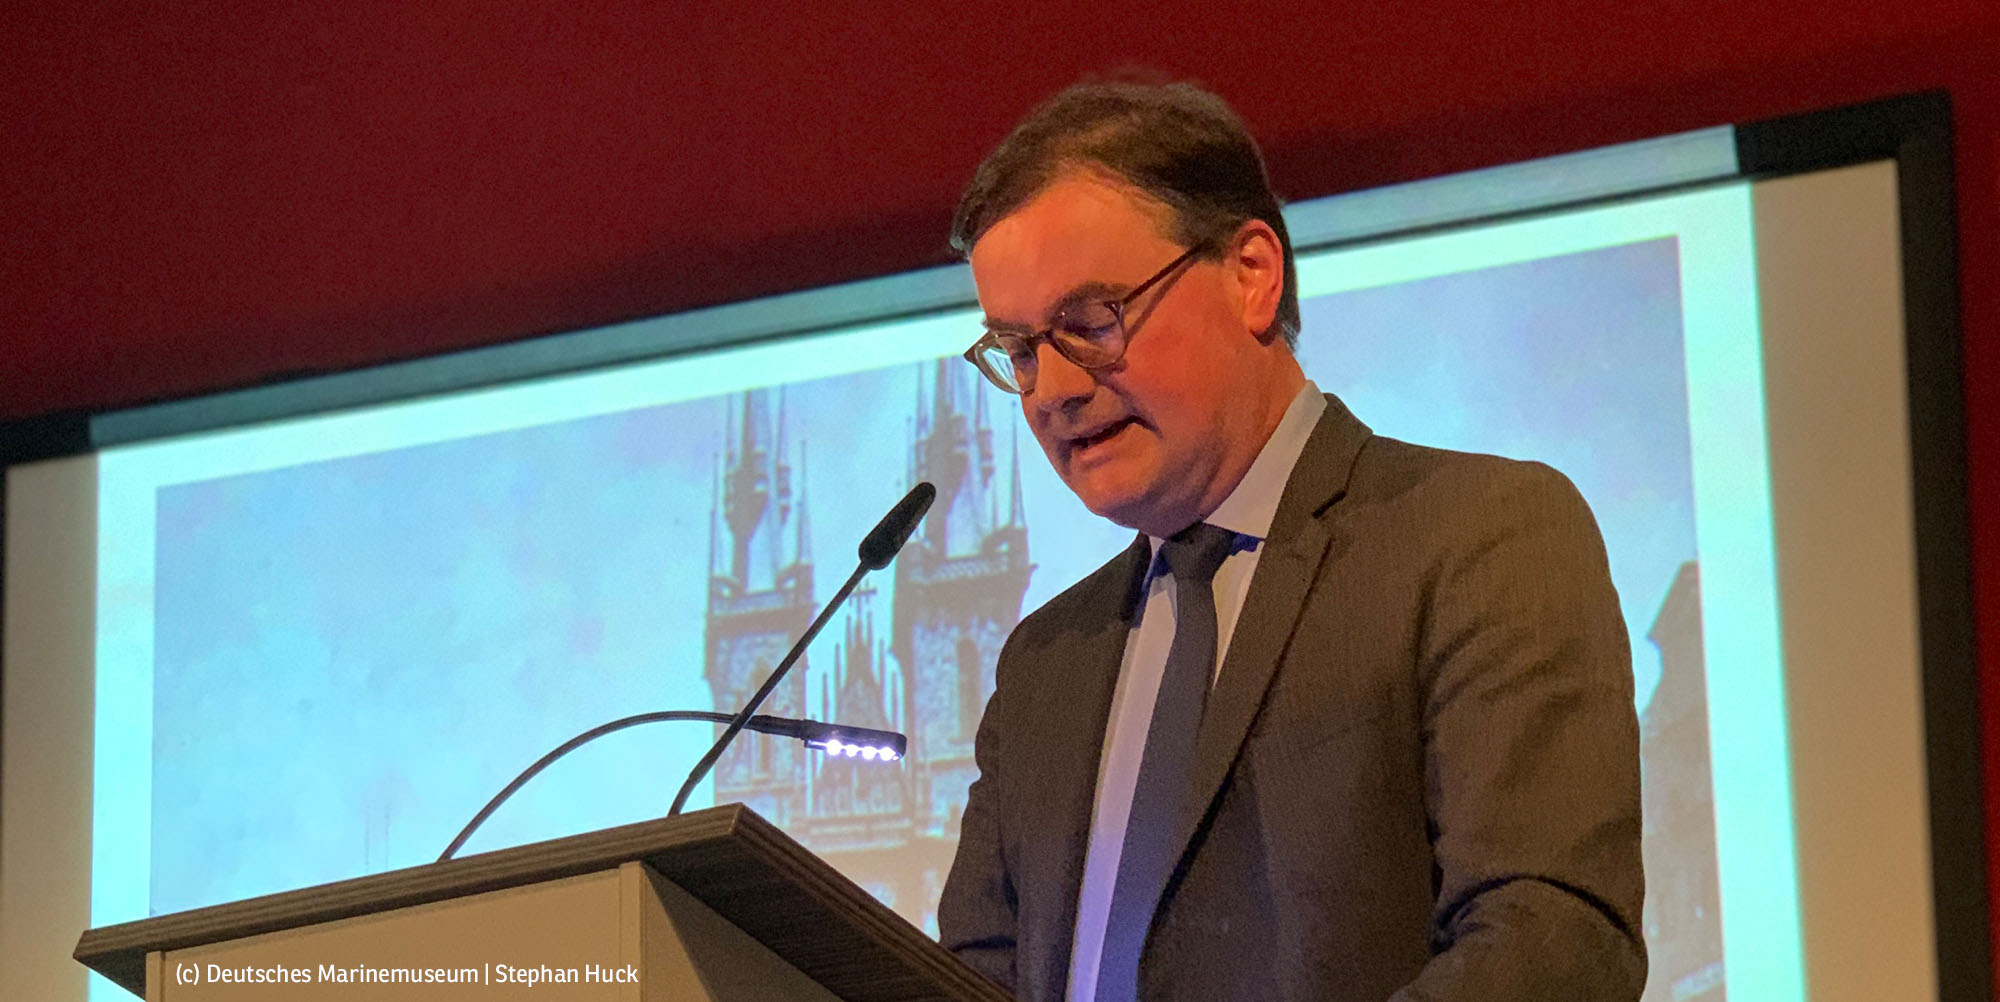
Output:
top-left (859, 481), bottom-right (937, 569)
top-left (668, 482), bottom-right (936, 816)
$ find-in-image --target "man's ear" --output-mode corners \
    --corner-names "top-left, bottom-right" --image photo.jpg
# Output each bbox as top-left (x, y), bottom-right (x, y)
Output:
top-left (1227, 219), bottom-right (1285, 343)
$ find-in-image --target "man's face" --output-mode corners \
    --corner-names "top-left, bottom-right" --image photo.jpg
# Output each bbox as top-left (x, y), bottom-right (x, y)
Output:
top-left (969, 171), bottom-right (1280, 536)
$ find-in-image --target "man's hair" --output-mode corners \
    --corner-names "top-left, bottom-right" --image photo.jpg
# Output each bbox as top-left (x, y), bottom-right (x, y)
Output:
top-left (950, 79), bottom-right (1301, 349)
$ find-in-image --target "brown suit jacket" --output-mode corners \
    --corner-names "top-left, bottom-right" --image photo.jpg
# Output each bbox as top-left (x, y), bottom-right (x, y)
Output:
top-left (937, 394), bottom-right (1646, 1002)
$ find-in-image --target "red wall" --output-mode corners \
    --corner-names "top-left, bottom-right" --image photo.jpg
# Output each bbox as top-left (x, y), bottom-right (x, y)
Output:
top-left (5, 0), bottom-right (1998, 967)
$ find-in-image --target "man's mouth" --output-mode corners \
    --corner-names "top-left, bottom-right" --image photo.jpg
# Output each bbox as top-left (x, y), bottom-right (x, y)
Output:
top-left (1066, 418), bottom-right (1136, 458)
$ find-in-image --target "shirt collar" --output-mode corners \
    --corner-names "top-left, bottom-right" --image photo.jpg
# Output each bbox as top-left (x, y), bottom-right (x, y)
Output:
top-left (1145, 380), bottom-right (1327, 561)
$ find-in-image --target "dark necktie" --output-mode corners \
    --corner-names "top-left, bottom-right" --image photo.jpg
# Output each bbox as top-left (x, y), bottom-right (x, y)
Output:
top-left (1095, 522), bottom-right (1239, 1002)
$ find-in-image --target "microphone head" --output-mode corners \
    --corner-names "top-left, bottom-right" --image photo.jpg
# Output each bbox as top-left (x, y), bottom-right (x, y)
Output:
top-left (858, 482), bottom-right (936, 570)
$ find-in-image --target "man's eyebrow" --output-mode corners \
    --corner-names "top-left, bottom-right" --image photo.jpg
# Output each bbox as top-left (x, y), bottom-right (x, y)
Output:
top-left (980, 279), bottom-right (1125, 332)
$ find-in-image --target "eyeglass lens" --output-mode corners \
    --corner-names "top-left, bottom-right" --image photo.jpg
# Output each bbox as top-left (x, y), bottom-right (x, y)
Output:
top-left (977, 300), bottom-right (1124, 394)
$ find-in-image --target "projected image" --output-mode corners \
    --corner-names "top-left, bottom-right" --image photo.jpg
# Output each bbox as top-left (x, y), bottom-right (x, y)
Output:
top-left (140, 236), bottom-right (1719, 993)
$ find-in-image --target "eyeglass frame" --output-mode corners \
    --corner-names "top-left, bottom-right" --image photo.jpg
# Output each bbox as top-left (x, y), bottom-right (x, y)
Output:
top-left (961, 240), bottom-right (1214, 395)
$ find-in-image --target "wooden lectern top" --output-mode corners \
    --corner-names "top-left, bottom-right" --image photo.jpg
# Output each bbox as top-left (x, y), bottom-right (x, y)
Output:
top-left (74, 804), bottom-right (1013, 1002)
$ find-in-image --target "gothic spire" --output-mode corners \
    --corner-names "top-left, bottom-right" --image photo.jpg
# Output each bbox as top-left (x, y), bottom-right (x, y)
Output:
top-left (975, 379), bottom-right (995, 487)
top-left (795, 442), bottom-right (813, 569)
top-left (723, 389), bottom-right (773, 585)
top-left (708, 452), bottom-right (721, 579)
top-left (1008, 422), bottom-right (1026, 527)
top-left (741, 388), bottom-right (766, 457)
top-left (932, 357), bottom-right (954, 432)
top-left (775, 386), bottom-right (793, 527)
top-left (723, 396), bottom-right (736, 469)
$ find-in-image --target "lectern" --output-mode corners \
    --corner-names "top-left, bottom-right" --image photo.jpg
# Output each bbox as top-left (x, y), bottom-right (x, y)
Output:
top-left (74, 804), bottom-right (1012, 1001)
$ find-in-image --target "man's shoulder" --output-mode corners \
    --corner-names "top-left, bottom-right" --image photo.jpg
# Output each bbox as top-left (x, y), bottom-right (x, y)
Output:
top-left (1292, 395), bottom-right (1591, 531)
top-left (1345, 434), bottom-right (1593, 528)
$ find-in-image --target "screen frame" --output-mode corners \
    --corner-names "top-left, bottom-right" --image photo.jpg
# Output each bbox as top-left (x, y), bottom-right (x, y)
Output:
top-left (1728, 90), bottom-right (1981, 1002)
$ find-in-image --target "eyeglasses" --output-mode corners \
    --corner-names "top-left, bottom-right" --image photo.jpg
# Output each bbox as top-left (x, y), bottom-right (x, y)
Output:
top-left (962, 243), bottom-right (1209, 395)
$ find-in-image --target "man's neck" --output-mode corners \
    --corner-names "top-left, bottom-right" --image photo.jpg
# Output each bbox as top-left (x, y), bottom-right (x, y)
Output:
top-left (1177, 367), bottom-right (1308, 531)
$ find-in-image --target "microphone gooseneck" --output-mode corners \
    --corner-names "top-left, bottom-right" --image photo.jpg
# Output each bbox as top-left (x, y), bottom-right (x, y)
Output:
top-left (668, 482), bottom-right (936, 816)
top-left (440, 710), bottom-right (828, 862)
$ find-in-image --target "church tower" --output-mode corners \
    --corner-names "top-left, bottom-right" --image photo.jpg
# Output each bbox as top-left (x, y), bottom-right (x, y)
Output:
top-left (893, 360), bottom-right (1032, 839)
top-left (703, 387), bottom-right (814, 826)
top-left (1638, 561), bottom-right (1725, 1002)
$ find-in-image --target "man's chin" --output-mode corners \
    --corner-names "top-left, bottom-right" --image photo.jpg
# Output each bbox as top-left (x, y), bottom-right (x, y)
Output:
top-left (1069, 480), bottom-right (1183, 536)
top-left (1057, 453), bottom-right (1195, 532)
top-left (1064, 476), bottom-right (1145, 526)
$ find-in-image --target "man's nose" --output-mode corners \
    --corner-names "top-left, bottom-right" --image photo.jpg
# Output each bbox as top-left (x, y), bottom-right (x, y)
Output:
top-left (1029, 340), bottom-right (1095, 407)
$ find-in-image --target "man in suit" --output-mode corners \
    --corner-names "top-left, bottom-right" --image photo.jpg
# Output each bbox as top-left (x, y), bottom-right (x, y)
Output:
top-left (936, 81), bottom-right (1646, 1002)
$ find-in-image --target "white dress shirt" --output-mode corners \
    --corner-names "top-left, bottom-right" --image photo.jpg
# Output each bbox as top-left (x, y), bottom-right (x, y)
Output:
top-left (1066, 382), bottom-right (1328, 1002)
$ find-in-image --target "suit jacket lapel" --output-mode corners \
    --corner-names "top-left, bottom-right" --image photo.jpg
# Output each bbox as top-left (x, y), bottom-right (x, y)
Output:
top-left (1166, 395), bottom-right (1375, 882)
top-left (1021, 533), bottom-right (1151, 1002)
